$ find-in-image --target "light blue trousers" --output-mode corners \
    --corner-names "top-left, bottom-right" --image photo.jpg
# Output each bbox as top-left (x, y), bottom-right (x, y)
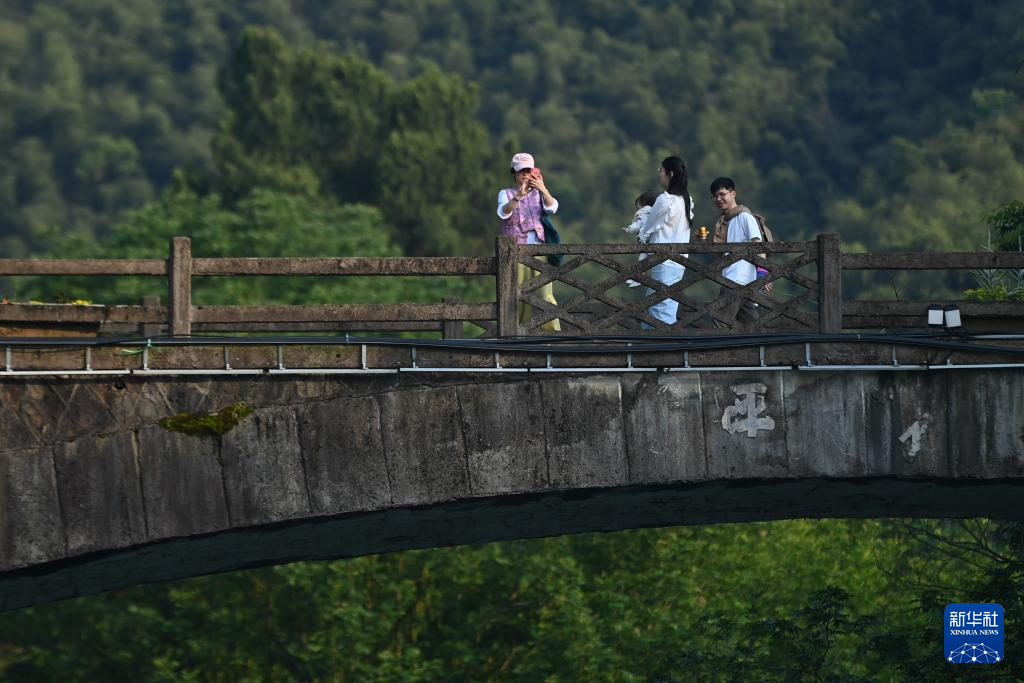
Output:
top-left (642, 260), bottom-right (685, 328)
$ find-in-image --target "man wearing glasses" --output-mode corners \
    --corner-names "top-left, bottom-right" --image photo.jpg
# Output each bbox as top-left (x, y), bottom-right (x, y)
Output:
top-left (710, 177), bottom-right (766, 326)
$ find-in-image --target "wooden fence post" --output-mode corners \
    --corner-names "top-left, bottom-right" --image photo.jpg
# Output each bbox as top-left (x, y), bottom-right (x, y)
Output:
top-left (496, 235), bottom-right (519, 337)
top-left (817, 233), bottom-right (842, 333)
top-left (169, 236), bottom-right (192, 336)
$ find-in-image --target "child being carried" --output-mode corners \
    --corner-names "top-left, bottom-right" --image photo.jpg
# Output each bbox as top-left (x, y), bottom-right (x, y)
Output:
top-left (622, 190), bottom-right (659, 287)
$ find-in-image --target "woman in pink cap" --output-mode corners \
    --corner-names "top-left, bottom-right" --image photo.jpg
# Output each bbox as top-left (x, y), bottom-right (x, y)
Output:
top-left (497, 152), bottom-right (561, 332)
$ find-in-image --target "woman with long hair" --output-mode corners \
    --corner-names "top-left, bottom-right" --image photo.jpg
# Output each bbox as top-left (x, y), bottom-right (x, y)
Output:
top-left (636, 155), bottom-right (693, 327)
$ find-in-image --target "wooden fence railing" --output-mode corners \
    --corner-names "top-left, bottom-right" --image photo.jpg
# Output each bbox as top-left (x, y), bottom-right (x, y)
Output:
top-left (0, 234), bottom-right (1023, 338)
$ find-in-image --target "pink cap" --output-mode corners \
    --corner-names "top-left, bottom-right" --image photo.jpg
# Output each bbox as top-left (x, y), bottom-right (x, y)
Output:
top-left (510, 153), bottom-right (535, 171)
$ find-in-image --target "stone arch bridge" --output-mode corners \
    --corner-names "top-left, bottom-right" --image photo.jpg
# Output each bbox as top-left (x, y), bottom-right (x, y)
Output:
top-left (1, 236), bottom-right (1023, 609)
top-left (0, 340), bottom-right (1022, 611)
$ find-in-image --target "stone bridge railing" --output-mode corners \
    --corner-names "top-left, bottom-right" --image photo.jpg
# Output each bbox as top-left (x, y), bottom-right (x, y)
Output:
top-left (1, 235), bottom-right (1023, 338)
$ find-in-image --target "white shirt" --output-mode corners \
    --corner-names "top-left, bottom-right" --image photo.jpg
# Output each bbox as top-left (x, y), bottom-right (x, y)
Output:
top-left (721, 212), bottom-right (762, 285)
top-left (637, 192), bottom-right (692, 245)
top-left (623, 205), bottom-right (653, 235)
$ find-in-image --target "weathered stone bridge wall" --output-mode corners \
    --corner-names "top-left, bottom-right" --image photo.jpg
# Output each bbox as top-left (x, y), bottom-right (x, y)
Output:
top-left (1, 367), bottom-right (1023, 610)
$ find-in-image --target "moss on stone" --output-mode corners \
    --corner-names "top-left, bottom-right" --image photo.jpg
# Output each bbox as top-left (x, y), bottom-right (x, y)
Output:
top-left (159, 402), bottom-right (255, 437)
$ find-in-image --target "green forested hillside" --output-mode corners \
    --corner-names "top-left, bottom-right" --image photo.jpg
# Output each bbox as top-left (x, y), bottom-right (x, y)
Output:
top-left (2, 0), bottom-right (1022, 260)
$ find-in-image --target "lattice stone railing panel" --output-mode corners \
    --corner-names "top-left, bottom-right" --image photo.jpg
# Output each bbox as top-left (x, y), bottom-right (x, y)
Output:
top-left (500, 239), bottom-right (835, 336)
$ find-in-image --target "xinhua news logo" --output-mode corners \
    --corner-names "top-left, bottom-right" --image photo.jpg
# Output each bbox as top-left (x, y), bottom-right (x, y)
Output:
top-left (945, 603), bottom-right (1003, 664)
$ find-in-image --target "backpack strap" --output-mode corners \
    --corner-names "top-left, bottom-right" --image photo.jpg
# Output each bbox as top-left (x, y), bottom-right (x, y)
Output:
top-left (713, 205), bottom-right (757, 242)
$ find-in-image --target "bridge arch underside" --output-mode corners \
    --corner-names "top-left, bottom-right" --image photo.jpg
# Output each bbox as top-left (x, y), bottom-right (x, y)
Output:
top-left (0, 368), bottom-right (1022, 610)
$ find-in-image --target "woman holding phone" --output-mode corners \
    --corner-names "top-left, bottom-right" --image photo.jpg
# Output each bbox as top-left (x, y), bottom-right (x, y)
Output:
top-left (497, 152), bottom-right (561, 332)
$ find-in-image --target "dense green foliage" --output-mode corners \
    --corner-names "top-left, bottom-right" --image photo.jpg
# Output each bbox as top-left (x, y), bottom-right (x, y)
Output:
top-left (19, 186), bottom-right (490, 310)
top-left (0, 519), bottom-right (1017, 681)
top-left (963, 200), bottom-right (1024, 301)
top-left (2, 1), bottom-right (1023, 260)
top-left (0, 1), bottom-right (1021, 679)
top-left (985, 200), bottom-right (1024, 252)
top-left (193, 27), bottom-right (497, 256)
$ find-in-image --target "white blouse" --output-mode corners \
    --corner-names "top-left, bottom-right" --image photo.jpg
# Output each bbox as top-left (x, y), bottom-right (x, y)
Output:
top-left (637, 192), bottom-right (693, 245)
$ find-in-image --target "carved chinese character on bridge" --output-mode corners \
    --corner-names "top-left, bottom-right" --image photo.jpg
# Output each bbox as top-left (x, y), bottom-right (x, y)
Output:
top-left (721, 383), bottom-right (776, 437)
top-left (897, 413), bottom-right (932, 463)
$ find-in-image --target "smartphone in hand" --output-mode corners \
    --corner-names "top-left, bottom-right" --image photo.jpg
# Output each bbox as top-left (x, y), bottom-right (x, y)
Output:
top-left (528, 168), bottom-right (543, 189)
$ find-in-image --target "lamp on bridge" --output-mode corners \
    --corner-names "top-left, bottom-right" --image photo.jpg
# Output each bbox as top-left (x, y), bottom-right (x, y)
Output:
top-left (928, 304), bottom-right (961, 331)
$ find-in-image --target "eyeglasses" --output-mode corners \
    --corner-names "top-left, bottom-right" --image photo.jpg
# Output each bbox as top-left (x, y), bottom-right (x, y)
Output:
top-left (711, 190), bottom-right (734, 199)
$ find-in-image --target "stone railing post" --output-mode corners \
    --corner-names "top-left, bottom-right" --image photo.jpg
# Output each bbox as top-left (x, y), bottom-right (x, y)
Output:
top-left (496, 235), bottom-right (519, 337)
top-left (169, 236), bottom-right (192, 336)
top-left (442, 297), bottom-right (462, 339)
top-left (817, 233), bottom-right (842, 333)
top-left (139, 295), bottom-right (162, 338)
